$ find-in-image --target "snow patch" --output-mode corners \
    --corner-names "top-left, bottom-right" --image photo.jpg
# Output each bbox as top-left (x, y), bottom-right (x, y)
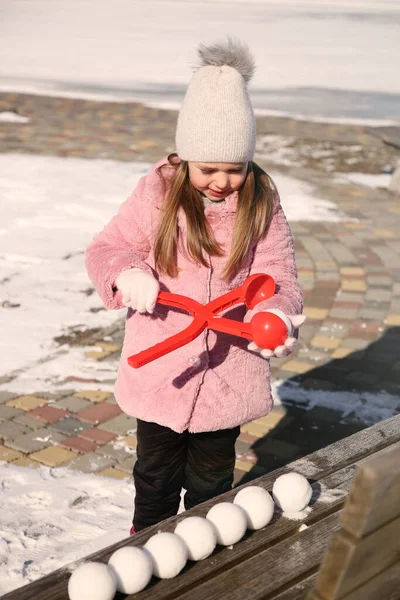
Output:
top-left (0, 464), bottom-right (133, 595)
top-left (0, 111), bottom-right (30, 124)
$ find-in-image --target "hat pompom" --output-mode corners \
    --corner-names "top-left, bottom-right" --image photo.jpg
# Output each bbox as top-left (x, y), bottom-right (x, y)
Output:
top-left (197, 37), bottom-right (255, 84)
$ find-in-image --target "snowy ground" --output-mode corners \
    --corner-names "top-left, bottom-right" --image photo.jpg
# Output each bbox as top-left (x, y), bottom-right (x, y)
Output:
top-left (1, 0), bottom-right (400, 121)
top-left (272, 380), bottom-right (400, 429)
top-left (0, 464), bottom-right (135, 595)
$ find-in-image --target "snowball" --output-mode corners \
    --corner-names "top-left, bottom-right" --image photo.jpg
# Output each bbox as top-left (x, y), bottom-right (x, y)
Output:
top-left (206, 502), bottom-right (247, 546)
top-left (234, 486), bottom-right (275, 530)
top-left (68, 562), bottom-right (117, 600)
top-left (175, 516), bottom-right (217, 561)
top-left (144, 532), bottom-right (188, 579)
top-left (108, 546), bottom-right (153, 594)
top-left (272, 473), bottom-right (313, 513)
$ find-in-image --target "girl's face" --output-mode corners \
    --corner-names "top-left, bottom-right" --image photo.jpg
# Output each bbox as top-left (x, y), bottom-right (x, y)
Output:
top-left (188, 162), bottom-right (248, 201)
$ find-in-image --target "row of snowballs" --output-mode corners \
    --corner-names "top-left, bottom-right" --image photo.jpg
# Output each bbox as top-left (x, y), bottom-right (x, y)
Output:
top-left (68, 472), bottom-right (312, 600)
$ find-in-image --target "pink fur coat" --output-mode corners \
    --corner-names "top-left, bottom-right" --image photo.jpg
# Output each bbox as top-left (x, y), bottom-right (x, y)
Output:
top-left (85, 157), bottom-right (303, 433)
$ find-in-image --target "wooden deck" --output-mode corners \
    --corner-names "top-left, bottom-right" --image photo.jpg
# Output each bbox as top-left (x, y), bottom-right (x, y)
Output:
top-left (3, 413), bottom-right (400, 600)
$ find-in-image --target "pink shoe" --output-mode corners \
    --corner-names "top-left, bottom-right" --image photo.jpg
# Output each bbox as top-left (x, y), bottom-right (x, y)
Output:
top-left (130, 525), bottom-right (136, 536)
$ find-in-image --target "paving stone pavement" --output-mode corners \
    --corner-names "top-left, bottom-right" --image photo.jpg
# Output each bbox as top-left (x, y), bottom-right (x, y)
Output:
top-left (1, 93), bottom-right (400, 487)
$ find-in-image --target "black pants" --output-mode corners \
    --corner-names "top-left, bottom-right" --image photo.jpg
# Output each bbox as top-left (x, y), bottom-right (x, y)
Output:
top-left (132, 419), bottom-right (240, 531)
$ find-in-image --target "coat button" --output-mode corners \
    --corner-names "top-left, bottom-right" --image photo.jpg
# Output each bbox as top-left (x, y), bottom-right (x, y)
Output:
top-left (207, 212), bottom-right (221, 224)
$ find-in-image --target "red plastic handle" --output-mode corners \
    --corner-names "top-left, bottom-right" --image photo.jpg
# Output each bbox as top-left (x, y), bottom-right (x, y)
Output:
top-left (127, 273), bottom-right (286, 368)
top-left (128, 318), bottom-right (205, 369)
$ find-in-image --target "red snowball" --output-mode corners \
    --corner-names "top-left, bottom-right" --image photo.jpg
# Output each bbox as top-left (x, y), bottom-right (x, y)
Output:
top-left (251, 312), bottom-right (288, 350)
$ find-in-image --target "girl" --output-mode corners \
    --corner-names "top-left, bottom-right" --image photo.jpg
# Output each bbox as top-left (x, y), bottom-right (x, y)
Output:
top-left (86, 38), bottom-right (304, 533)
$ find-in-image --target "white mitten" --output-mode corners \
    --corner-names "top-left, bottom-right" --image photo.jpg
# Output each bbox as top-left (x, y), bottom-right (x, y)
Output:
top-left (115, 268), bottom-right (160, 314)
top-left (248, 309), bottom-right (306, 359)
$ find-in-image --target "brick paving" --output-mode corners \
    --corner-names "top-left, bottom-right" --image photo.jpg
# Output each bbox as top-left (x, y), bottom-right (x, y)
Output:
top-left (0, 92), bottom-right (400, 487)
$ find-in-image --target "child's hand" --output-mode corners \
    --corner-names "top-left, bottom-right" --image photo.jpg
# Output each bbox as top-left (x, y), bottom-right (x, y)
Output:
top-left (248, 310), bottom-right (306, 359)
top-left (115, 268), bottom-right (160, 314)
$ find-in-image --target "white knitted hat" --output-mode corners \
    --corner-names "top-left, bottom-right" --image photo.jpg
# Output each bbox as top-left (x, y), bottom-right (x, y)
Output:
top-left (176, 38), bottom-right (256, 163)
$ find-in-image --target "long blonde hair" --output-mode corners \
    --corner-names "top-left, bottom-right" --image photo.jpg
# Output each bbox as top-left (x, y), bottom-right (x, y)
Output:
top-left (154, 155), bottom-right (275, 280)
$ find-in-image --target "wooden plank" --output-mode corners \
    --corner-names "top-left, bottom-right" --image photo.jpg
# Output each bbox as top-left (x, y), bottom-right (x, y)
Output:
top-left (314, 515), bottom-right (400, 599)
top-left (175, 513), bottom-right (341, 600)
top-left (309, 562), bottom-right (400, 600)
top-left (340, 562), bottom-right (400, 600)
top-left (3, 415), bottom-right (400, 600)
top-left (340, 442), bottom-right (400, 538)
top-left (271, 574), bottom-right (317, 600)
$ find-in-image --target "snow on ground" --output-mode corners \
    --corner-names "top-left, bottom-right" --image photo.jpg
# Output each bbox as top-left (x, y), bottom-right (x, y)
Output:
top-left (0, 153), bottom-right (342, 390)
top-left (1, 0), bottom-right (400, 121)
top-left (255, 135), bottom-right (394, 175)
top-left (272, 380), bottom-right (400, 428)
top-left (0, 111), bottom-right (30, 124)
top-left (0, 156), bottom-right (148, 382)
top-left (0, 464), bottom-right (134, 595)
top-left (336, 172), bottom-right (392, 188)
